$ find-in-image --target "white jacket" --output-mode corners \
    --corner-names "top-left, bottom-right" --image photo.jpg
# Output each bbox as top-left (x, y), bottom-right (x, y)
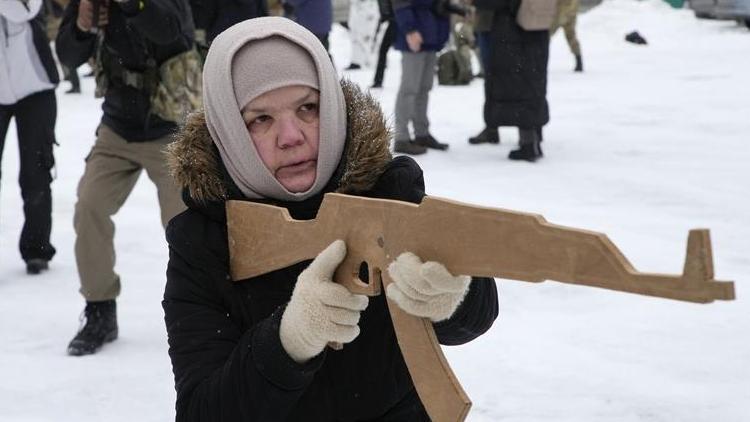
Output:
top-left (0, 0), bottom-right (54, 105)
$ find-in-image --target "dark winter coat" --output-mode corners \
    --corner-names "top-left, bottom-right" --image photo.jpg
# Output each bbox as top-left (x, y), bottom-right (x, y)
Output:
top-left (32, 9), bottom-right (61, 86)
top-left (190, 0), bottom-right (267, 43)
top-left (392, 0), bottom-right (449, 52)
top-left (285, 0), bottom-right (332, 37)
top-left (56, 0), bottom-right (194, 142)
top-left (475, 0), bottom-right (549, 129)
top-left (162, 81), bottom-right (499, 422)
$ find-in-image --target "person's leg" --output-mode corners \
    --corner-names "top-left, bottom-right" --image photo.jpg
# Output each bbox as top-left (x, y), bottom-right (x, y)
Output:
top-left (412, 51), bottom-right (436, 139)
top-left (412, 51), bottom-right (449, 150)
top-left (470, 31), bottom-right (500, 145)
top-left (564, 14), bottom-right (583, 72)
top-left (15, 91), bottom-right (57, 268)
top-left (393, 51), bottom-right (428, 154)
top-left (138, 135), bottom-right (186, 228)
top-left (0, 104), bottom-right (13, 179)
top-left (63, 65), bottom-right (81, 94)
top-left (372, 21), bottom-right (395, 87)
top-left (74, 124), bottom-right (142, 301)
top-left (509, 127), bottom-right (543, 162)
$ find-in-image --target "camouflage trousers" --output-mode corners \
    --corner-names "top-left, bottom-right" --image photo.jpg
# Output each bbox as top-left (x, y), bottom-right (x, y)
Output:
top-left (74, 124), bottom-right (185, 301)
top-left (550, 0), bottom-right (582, 56)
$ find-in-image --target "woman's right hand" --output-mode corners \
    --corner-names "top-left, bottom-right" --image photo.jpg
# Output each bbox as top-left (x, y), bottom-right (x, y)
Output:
top-left (279, 240), bottom-right (369, 363)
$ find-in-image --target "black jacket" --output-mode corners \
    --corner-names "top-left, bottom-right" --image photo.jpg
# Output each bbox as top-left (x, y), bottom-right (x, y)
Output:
top-left (476, 0), bottom-right (549, 129)
top-left (163, 82), bottom-right (499, 421)
top-left (56, 0), bottom-right (194, 142)
top-left (190, 0), bottom-right (267, 44)
top-left (33, 8), bottom-right (60, 85)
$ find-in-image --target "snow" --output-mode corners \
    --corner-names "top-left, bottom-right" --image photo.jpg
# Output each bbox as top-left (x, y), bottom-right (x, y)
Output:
top-left (1, 1), bottom-right (748, 420)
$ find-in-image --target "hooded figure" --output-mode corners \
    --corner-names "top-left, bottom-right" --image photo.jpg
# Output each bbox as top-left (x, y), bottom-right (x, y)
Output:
top-left (163, 17), bottom-right (498, 421)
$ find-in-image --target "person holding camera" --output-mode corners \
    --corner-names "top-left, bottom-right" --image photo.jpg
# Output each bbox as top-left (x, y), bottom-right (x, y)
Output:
top-left (391, 0), bottom-right (452, 155)
top-left (56, 0), bottom-right (197, 356)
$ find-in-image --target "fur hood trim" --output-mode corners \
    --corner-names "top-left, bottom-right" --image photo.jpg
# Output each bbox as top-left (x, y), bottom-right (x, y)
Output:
top-left (166, 80), bottom-right (393, 202)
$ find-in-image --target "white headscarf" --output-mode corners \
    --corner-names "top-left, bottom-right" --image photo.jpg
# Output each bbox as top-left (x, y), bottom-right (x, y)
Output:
top-left (202, 17), bottom-right (347, 201)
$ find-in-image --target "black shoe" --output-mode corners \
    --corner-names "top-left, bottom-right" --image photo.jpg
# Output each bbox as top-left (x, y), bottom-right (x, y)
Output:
top-left (625, 31), bottom-right (648, 45)
top-left (468, 127), bottom-right (500, 145)
top-left (508, 142), bottom-right (543, 162)
top-left (393, 140), bottom-right (428, 155)
top-left (66, 85), bottom-right (81, 94)
top-left (345, 63), bottom-right (361, 70)
top-left (574, 54), bottom-right (583, 72)
top-left (67, 300), bottom-right (118, 356)
top-left (414, 134), bottom-right (449, 151)
top-left (26, 259), bottom-right (49, 275)
top-left (370, 81), bottom-right (383, 89)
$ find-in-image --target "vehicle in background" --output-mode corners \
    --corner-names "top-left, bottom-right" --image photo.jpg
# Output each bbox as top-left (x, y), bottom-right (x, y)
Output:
top-left (688, 0), bottom-right (750, 29)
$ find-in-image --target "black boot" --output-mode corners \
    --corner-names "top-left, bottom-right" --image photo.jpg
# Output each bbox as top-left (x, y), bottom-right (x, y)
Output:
top-left (414, 134), bottom-right (449, 150)
top-left (509, 128), bottom-right (543, 162)
top-left (393, 140), bottom-right (428, 155)
top-left (468, 127), bottom-right (500, 145)
top-left (26, 258), bottom-right (49, 275)
top-left (68, 300), bottom-right (118, 356)
top-left (574, 54), bottom-right (583, 72)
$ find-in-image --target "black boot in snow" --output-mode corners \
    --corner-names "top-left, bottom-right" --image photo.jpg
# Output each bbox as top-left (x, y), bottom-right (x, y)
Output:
top-left (509, 128), bottom-right (543, 162)
top-left (574, 54), bottom-right (583, 72)
top-left (414, 134), bottom-right (449, 150)
top-left (67, 300), bottom-right (118, 356)
top-left (468, 127), bottom-right (500, 145)
top-left (393, 140), bottom-right (428, 155)
top-left (26, 259), bottom-right (49, 275)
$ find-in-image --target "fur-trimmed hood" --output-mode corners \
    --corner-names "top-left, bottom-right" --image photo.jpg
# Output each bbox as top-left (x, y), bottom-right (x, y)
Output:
top-left (166, 80), bottom-right (392, 204)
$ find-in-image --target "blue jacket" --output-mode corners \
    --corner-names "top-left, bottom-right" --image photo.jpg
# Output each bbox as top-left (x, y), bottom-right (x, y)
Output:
top-left (392, 0), bottom-right (449, 52)
top-left (286, 0), bottom-right (332, 36)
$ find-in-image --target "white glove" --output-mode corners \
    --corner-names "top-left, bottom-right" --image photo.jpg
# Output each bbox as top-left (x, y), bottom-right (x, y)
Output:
top-left (386, 252), bottom-right (471, 322)
top-left (279, 240), bottom-right (369, 363)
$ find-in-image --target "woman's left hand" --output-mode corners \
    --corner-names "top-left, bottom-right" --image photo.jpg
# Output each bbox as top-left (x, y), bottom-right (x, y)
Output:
top-left (386, 252), bottom-right (471, 322)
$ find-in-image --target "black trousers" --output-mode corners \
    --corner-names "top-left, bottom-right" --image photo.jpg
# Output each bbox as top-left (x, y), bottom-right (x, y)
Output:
top-left (0, 90), bottom-right (57, 262)
top-left (373, 20), bottom-right (395, 85)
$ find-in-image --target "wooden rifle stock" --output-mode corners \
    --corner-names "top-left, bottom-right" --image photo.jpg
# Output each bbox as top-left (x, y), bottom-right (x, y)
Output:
top-left (226, 193), bottom-right (735, 422)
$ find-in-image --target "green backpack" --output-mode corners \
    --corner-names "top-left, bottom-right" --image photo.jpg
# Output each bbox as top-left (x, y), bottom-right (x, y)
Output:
top-left (437, 49), bottom-right (473, 86)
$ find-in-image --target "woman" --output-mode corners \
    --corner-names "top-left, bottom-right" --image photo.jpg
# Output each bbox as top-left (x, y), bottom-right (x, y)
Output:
top-left (163, 17), bottom-right (498, 421)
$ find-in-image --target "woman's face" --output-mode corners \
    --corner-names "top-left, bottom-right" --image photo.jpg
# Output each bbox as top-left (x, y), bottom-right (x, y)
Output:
top-left (241, 85), bottom-right (320, 193)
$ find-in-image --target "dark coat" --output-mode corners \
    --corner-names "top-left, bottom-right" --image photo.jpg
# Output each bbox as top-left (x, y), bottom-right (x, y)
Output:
top-left (392, 0), bottom-right (449, 52)
top-left (32, 8), bottom-right (61, 85)
top-left (56, 0), bottom-right (194, 142)
top-left (285, 0), bottom-right (332, 37)
top-left (190, 0), bottom-right (267, 43)
top-left (476, 0), bottom-right (549, 129)
top-left (163, 81), bottom-right (499, 421)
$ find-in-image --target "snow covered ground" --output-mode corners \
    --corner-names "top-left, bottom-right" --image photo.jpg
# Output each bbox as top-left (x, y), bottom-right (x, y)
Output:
top-left (1, 1), bottom-right (748, 421)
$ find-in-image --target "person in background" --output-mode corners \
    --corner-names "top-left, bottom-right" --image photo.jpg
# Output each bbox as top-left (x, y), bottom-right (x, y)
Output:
top-left (162, 17), bottom-right (497, 421)
top-left (190, 0), bottom-right (268, 61)
top-left (43, 0), bottom-right (81, 93)
top-left (344, 0), bottom-right (379, 70)
top-left (56, 0), bottom-right (196, 356)
top-left (0, 0), bottom-right (60, 275)
top-left (370, 0), bottom-right (395, 88)
top-left (283, 0), bottom-right (333, 51)
top-left (391, 0), bottom-right (450, 155)
top-left (551, 0), bottom-right (583, 72)
top-left (469, 0), bottom-right (549, 162)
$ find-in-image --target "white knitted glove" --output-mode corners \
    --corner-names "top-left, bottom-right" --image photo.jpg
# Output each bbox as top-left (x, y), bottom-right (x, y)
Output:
top-left (279, 240), bottom-right (369, 363)
top-left (386, 252), bottom-right (471, 322)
